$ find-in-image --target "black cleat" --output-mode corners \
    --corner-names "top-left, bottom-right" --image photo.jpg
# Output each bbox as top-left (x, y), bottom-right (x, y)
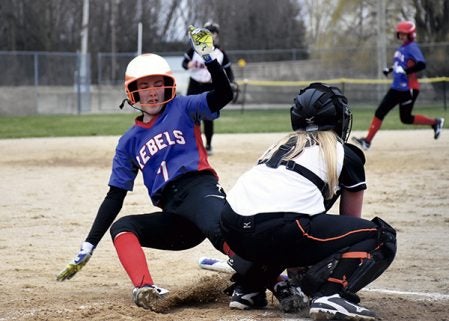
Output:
top-left (351, 137), bottom-right (371, 151)
top-left (309, 293), bottom-right (376, 320)
top-left (432, 118), bottom-right (444, 139)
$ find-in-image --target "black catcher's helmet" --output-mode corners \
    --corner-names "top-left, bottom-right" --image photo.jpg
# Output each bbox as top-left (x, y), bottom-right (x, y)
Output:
top-left (204, 21), bottom-right (220, 34)
top-left (290, 82), bottom-right (352, 141)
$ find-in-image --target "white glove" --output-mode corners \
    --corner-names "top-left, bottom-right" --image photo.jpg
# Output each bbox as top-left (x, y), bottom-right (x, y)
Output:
top-left (394, 65), bottom-right (406, 74)
top-left (188, 25), bottom-right (214, 62)
top-left (56, 241), bottom-right (94, 281)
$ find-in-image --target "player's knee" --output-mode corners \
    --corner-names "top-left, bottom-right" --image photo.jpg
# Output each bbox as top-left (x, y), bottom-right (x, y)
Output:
top-left (400, 114), bottom-right (414, 124)
top-left (374, 111), bottom-right (386, 120)
top-left (110, 216), bottom-right (138, 239)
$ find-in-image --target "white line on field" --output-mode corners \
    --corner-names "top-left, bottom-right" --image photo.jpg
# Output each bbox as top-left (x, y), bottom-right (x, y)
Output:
top-left (362, 287), bottom-right (449, 300)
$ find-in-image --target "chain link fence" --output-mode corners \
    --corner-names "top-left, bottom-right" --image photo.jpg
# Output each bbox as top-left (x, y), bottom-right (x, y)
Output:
top-left (0, 44), bottom-right (448, 116)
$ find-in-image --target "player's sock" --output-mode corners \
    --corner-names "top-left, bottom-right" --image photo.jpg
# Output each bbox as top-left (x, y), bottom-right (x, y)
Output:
top-left (413, 114), bottom-right (436, 125)
top-left (113, 232), bottom-right (154, 287)
top-left (365, 117), bottom-right (382, 143)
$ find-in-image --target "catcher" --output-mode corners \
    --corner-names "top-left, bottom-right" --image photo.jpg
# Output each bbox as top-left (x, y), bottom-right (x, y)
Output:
top-left (220, 83), bottom-right (397, 320)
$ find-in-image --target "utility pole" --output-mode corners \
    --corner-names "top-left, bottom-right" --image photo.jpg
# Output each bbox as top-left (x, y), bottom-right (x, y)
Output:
top-left (376, 0), bottom-right (387, 100)
top-left (78, 0), bottom-right (90, 113)
top-left (137, 22), bottom-right (143, 55)
top-left (136, 0), bottom-right (143, 55)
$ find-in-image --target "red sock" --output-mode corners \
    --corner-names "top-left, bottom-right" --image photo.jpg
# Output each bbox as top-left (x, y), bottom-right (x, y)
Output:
top-left (113, 232), bottom-right (153, 287)
top-left (413, 114), bottom-right (436, 125)
top-left (366, 117), bottom-right (382, 143)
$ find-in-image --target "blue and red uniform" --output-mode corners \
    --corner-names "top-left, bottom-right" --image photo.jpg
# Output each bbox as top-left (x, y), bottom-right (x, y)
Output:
top-left (353, 37), bottom-right (440, 149)
top-left (81, 59), bottom-right (232, 289)
top-left (109, 93), bottom-right (218, 205)
top-left (391, 41), bottom-right (425, 91)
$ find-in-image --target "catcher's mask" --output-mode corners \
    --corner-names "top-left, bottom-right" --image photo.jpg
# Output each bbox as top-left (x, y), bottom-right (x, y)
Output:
top-left (290, 82), bottom-right (352, 142)
top-left (204, 21), bottom-right (220, 34)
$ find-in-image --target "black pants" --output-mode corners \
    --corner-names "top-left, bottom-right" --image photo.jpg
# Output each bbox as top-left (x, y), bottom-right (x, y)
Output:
top-left (375, 88), bottom-right (419, 124)
top-left (110, 172), bottom-right (226, 252)
top-left (220, 202), bottom-right (379, 290)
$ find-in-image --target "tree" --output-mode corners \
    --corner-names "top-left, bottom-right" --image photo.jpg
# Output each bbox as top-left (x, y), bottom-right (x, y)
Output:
top-left (412, 0), bottom-right (449, 78)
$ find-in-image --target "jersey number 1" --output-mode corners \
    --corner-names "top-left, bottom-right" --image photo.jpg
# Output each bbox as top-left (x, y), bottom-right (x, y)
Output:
top-left (157, 161), bottom-right (169, 181)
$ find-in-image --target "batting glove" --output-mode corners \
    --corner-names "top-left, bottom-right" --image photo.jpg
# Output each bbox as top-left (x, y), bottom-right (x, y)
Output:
top-left (188, 25), bottom-right (214, 62)
top-left (382, 67), bottom-right (393, 77)
top-left (56, 241), bottom-right (94, 281)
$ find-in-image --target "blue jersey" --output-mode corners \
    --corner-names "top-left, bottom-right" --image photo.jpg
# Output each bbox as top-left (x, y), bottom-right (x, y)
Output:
top-left (109, 93), bottom-right (219, 205)
top-left (391, 41), bottom-right (425, 91)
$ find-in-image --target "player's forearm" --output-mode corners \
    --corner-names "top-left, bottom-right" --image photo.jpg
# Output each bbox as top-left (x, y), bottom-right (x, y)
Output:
top-left (205, 59), bottom-right (233, 112)
top-left (85, 186), bottom-right (127, 246)
top-left (406, 61), bottom-right (426, 74)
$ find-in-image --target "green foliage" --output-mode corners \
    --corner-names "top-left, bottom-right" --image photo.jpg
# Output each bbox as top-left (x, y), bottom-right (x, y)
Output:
top-left (0, 106), bottom-right (446, 139)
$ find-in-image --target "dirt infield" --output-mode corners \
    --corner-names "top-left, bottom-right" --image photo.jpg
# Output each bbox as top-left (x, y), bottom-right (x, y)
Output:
top-left (1, 130), bottom-right (448, 321)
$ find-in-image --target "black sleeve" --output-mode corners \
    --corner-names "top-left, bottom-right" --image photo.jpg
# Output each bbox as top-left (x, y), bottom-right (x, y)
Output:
top-left (205, 59), bottom-right (233, 112)
top-left (406, 61), bottom-right (426, 74)
top-left (221, 51), bottom-right (235, 82)
top-left (85, 186), bottom-right (127, 246)
top-left (182, 48), bottom-right (194, 70)
top-left (339, 143), bottom-right (367, 192)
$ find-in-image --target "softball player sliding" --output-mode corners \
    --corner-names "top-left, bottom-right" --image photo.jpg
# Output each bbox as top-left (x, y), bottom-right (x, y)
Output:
top-left (57, 25), bottom-right (233, 310)
top-left (220, 83), bottom-right (397, 320)
top-left (353, 20), bottom-right (444, 150)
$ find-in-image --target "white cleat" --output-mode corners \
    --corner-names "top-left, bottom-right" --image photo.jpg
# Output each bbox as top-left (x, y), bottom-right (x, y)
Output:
top-left (132, 285), bottom-right (169, 310)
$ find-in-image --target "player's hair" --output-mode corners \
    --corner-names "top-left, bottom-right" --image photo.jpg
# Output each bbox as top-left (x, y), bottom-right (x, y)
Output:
top-left (258, 131), bottom-right (339, 199)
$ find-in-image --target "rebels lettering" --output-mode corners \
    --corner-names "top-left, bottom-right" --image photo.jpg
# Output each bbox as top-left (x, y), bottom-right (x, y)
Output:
top-left (136, 130), bottom-right (185, 168)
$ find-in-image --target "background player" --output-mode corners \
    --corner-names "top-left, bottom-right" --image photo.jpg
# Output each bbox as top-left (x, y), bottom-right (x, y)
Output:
top-left (220, 83), bottom-right (397, 320)
top-left (182, 21), bottom-right (235, 155)
top-left (56, 25), bottom-right (233, 310)
top-left (352, 20), bottom-right (444, 150)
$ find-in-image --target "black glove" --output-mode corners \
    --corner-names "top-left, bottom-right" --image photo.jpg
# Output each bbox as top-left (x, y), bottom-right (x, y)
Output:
top-left (382, 67), bottom-right (393, 77)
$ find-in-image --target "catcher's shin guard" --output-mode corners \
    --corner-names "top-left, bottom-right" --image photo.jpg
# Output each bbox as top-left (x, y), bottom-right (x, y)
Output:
top-left (345, 217), bottom-right (397, 293)
top-left (299, 217), bottom-right (397, 297)
top-left (298, 252), bottom-right (342, 297)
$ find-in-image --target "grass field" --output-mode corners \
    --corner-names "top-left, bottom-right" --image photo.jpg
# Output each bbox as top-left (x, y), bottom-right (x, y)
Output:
top-left (0, 106), bottom-right (446, 139)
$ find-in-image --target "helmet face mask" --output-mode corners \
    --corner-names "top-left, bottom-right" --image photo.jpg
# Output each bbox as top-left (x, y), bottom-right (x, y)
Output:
top-left (124, 54), bottom-right (176, 108)
top-left (290, 83), bottom-right (352, 142)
